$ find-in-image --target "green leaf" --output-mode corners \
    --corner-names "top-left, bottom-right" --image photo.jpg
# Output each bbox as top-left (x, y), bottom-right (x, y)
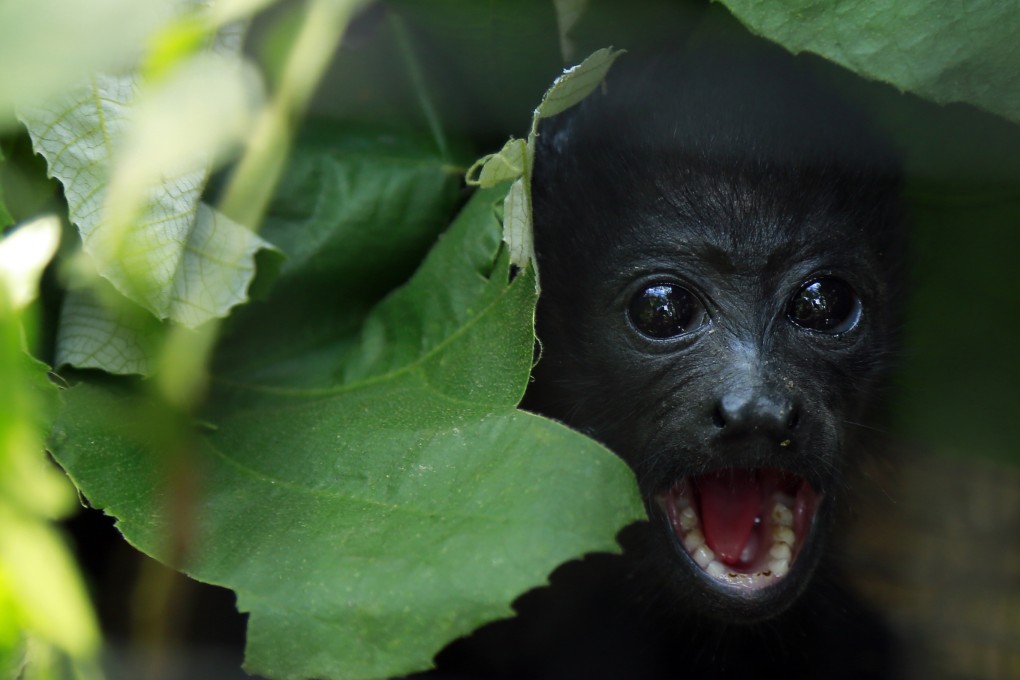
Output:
top-left (51, 187), bottom-right (643, 679)
top-left (466, 138), bottom-right (527, 188)
top-left (55, 286), bottom-right (163, 377)
top-left (20, 69), bottom-right (277, 331)
top-left (535, 46), bottom-right (623, 119)
top-left (215, 123), bottom-right (466, 387)
top-left (502, 177), bottom-right (532, 272)
top-left (719, 0), bottom-right (1020, 125)
top-left (487, 47), bottom-right (622, 273)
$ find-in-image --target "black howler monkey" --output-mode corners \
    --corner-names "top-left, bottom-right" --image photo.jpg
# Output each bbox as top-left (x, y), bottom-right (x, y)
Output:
top-left (431, 42), bottom-right (904, 680)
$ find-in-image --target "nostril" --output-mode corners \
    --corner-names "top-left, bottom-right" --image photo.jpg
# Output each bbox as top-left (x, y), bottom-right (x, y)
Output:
top-left (712, 404), bottom-right (727, 429)
top-left (786, 407), bottom-right (800, 430)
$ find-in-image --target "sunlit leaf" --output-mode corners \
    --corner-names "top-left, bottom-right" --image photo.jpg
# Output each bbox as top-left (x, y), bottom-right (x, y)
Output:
top-left (20, 71), bottom-right (278, 332)
top-left (0, 216), bottom-right (59, 310)
top-left (0, 0), bottom-right (170, 127)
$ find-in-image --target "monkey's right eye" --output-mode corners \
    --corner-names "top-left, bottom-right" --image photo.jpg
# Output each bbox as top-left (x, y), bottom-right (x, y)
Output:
top-left (628, 283), bottom-right (707, 339)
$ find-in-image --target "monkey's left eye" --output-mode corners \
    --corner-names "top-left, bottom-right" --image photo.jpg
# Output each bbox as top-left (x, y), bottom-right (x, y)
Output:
top-left (787, 277), bottom-right (861, 334)
top-left (628, 283), bottom-right (707, 339)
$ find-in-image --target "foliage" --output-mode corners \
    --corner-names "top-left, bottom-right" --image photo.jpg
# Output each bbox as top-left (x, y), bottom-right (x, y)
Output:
top-left (1, 0), bottom-right (1019, 679)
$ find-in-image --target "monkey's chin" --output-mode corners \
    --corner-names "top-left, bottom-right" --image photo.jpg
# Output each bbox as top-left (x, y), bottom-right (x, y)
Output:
top-left (653, 468), bottom-right (826, 621)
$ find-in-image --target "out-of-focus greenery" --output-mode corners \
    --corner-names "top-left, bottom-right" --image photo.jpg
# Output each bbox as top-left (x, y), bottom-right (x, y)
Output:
top-left (1, 0), bottom-right (1019, 679)
top-left (0, 217), bottom-right (100, 679)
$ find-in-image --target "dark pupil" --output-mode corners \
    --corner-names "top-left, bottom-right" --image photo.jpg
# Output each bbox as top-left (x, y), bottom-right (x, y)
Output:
top-left (789, 278), bottom-right (855, 332)
top-left (629, 284), bottom-right (698, 338)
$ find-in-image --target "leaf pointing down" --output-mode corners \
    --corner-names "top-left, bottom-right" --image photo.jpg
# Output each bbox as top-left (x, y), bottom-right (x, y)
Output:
top-left (20, 70), bottom-right (276, 330)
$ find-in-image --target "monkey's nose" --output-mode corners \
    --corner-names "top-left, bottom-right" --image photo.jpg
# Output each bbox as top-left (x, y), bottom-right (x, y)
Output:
top-left (712, 390), bottom-right (800, 436)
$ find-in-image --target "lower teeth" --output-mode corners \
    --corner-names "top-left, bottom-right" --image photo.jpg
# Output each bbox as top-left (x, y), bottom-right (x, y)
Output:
top-left (676, 494), bottom-right (796, 585)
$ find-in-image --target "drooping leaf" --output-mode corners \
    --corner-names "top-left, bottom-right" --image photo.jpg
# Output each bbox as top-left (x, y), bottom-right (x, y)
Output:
top-left (19, 64), bottom-right (276, 333)
top-left (719, 0), bottom-right (1020, 125)
top-left (51, 187), bottom-right (643, 679)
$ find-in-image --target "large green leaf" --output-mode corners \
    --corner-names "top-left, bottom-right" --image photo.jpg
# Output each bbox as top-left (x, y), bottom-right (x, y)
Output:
top-left (51, 186), bottom-right (643, 679)
top-left (719, 0), bottom-right (1020, 125)
top-left (214, 123), bottom-right (468, 387)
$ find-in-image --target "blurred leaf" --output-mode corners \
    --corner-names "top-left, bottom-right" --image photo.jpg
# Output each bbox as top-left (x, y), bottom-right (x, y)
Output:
top-left (112, 54), bottom-right (263, 201)
top-left (0, 505), bottom-right (100, 658)
top-left (0, 230), bottom-right (99, 673)
top-left (719, 0), bottom-right (1020, 125)
top-left (0, 0), bottom-right (170, 127)
top-left (20, 60), bottom-right (277, 337)
top-left (0, 217), bottom-right (60, 310)
top-left (52, 187), bottom-right (643, 679)
top-left (552, 0), bottom-right (591, 62)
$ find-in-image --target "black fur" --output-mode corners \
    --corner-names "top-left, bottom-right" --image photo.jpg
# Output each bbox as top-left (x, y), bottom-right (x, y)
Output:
top-left (429, 44), bottom-right (904, 679)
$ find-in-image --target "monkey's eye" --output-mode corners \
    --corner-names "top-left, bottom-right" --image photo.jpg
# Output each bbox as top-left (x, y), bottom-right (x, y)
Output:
top-left (628, 283), bottom-right (707, 339)
top-left (787, 277), bottom-right (861, 334)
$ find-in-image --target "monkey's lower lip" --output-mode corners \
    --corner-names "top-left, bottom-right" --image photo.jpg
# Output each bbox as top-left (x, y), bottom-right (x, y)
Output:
top-left (654, 469), bottom-right (820, 590)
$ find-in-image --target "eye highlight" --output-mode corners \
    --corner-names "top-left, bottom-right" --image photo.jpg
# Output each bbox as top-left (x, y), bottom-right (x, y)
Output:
top-left (786, 277), bottom-right (861, 334)
top-left (628, 283), bottom-right (707, 339)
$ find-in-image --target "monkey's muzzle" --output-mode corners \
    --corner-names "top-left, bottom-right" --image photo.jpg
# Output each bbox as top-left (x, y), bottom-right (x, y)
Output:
top-left (655, 469), bottom-right (820, 590)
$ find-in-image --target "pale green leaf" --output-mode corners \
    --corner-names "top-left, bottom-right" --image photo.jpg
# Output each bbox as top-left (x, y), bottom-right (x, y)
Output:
top-left (55, 287), bottom-right (162, 377)
top-left (536, 46), bottom-right (624, 119)
top-left (0, 0), bottom-right (171, 127)
top-left (106, 53), bottom-right (264, 228)
top-left (466, 138), bottom-right (528, 188)
top-left (0, 506), bottom-right (99, 658)
top-left (502, 177), bottom-right (533, 272)
top-left (20, 73), bottom-right (278, 329)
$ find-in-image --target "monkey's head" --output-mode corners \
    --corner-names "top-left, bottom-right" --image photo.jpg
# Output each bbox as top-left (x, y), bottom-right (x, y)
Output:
top-left (528, 48), bottom-right (904, 622)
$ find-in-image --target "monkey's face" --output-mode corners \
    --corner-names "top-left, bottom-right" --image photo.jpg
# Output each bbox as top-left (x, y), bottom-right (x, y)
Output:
top-left (528, 48), bottom-right (904, 622)
top-left (530, 180), bottom-right (900, 619)
top-left (528, 57), bottom-right (903, 618)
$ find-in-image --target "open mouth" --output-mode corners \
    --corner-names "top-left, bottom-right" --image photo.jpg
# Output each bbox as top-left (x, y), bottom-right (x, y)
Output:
top-left (655, 468), bottom-right (821, 589)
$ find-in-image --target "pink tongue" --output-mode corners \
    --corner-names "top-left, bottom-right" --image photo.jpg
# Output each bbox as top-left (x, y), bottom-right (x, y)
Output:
top-left (697, 470), bottom-right (763, 565)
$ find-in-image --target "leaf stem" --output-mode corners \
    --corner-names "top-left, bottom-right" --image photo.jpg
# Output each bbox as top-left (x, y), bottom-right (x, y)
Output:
top-left (388, 10), bottom-right (450, 160)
